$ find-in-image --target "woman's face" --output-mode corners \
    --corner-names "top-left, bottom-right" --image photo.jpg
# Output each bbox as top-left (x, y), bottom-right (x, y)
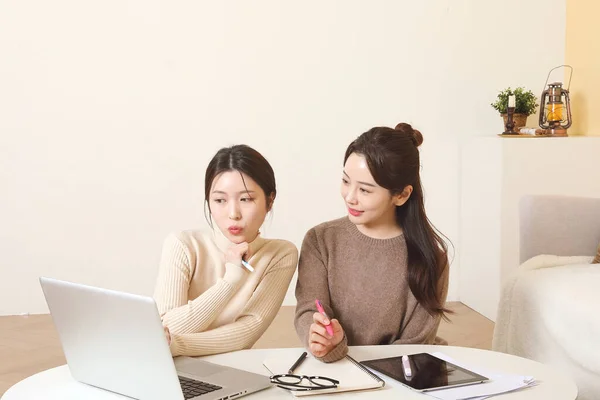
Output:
top-left (209, 170), bottom-right (271, 244)
top-left (340, 153), bottom-right (403, 230)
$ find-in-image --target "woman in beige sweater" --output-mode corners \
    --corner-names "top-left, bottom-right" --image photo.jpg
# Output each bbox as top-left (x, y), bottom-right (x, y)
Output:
top-left (154, 145), bottom-right (298, 357)
top-left (295, 123), bottom-right (450, 362)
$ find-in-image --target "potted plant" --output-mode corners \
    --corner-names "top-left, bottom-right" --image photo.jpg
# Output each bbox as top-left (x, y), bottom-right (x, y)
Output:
top-left (491, 87), bottom-right (538, 131)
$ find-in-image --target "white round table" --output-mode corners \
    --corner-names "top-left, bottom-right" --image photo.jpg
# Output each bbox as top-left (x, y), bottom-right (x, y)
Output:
top-left (2, 345), bottom-right (577, 399)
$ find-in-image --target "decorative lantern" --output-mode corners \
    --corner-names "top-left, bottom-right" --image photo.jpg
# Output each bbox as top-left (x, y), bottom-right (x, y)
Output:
top-left (539, 65), bottom-right (573, 137)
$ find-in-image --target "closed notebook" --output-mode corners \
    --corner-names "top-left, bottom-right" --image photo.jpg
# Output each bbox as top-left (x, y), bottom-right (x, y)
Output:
top-left (263, 352), bottom-right (385, 396)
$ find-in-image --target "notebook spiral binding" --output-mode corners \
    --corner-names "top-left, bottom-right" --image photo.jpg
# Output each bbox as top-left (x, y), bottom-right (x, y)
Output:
top-left (346, 355), bottom-right (386, 387)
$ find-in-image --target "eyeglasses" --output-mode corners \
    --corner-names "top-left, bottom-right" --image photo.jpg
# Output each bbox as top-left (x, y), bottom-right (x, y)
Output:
top-left (270, 374), bottom-right (339, 391)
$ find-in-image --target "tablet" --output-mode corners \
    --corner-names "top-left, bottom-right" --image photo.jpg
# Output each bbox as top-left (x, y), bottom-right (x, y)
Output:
top-left (360, 353), bottom-right (489, 392)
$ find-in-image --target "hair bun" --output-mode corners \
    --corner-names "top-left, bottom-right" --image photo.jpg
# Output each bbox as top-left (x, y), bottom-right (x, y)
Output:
top-left (394, 123), bottom-right (423, 147)
top-left (411, 129), bottom-right (423, 147)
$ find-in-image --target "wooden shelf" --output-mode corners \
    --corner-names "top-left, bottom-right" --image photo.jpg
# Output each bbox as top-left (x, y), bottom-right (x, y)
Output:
top-left (497, 134), bottom-right (568, 138)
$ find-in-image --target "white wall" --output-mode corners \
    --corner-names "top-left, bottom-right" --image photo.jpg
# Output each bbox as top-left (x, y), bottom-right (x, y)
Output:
top-left (459, 138), bottom-right (504, 320)
top-left (0, 0), bottom-right (566, 315)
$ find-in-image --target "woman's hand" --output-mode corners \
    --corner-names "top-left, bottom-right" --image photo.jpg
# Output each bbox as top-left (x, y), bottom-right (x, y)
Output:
top-left (164, 326), bottom-right (171, 345)
top-left (225, 242), bottom-right (252, 266)
top-left (308, 312), bottom-right (344, 358)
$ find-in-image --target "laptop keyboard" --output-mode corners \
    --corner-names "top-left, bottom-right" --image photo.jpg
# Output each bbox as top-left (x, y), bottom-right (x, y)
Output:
top-left (179, 376), bottom-right (222, 399)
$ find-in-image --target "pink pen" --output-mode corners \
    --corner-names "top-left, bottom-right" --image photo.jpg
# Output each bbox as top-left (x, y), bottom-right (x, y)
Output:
top-left (315, 299), bottom-right (334, 336)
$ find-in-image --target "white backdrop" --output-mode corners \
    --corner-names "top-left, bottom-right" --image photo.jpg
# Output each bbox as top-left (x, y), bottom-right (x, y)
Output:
top-left (0, 0), bottom-right (565, 314)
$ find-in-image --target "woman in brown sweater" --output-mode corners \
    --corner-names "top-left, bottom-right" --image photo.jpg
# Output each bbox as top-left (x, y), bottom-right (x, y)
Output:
top-left (294, 123), bottom-right (450, 362)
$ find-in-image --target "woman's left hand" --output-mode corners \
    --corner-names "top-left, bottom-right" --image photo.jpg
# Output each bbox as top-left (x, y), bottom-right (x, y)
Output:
top-left (164, 326), bottom-right (171, 345)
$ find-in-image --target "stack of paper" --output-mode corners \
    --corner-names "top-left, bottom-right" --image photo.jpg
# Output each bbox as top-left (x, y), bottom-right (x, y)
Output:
top-left (424, 352), bottom-right (537, 400)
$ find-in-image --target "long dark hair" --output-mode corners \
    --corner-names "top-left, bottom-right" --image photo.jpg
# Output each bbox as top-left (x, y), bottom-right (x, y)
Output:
top-left (204, 145), bottom-right (276, 223)
top-left (344, 123), bottom-right (450, 317)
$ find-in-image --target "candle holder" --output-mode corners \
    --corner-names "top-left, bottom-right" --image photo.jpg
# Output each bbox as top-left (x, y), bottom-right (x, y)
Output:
top-left (503, 106), bottom-right (517, 134)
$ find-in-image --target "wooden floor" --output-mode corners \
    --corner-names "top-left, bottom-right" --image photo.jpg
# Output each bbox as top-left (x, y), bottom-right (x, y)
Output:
top-left (0, 302), bottom-right (493, 395)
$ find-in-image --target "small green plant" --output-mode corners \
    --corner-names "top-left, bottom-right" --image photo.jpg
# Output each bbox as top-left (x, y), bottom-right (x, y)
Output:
top-left (491, 87), bottom-right (539, 115)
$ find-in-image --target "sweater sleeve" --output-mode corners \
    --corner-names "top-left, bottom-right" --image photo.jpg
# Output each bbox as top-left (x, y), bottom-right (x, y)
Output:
top-left (293, 229), bottom-right (348, 362)
top-left (168, 250), bottom-right (298, 357)
top-left (392, 262), bottom-right (450, 345)
top-left (153, 233), bottom-right (247, 335)
top-left (317, 334), bottom-right (348, 363)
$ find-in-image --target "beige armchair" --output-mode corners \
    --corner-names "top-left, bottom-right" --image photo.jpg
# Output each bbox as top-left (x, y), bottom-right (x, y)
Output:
top-left (518, 195), bottom-right (600, 263)
top-left (493, 195), bottom-right (600, 400)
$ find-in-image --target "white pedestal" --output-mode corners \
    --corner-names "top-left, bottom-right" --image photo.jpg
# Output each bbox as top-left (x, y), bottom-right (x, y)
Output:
top-left (459, 136), bottom-right (600, 321)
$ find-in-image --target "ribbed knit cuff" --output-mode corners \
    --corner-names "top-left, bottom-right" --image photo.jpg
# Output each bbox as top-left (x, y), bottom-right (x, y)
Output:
top-left (170, 334), bottom-right (183, 357)
top-left (222, 262), bottom-right (247, 288)
top-left (317, 334), bottom-right (348, 363)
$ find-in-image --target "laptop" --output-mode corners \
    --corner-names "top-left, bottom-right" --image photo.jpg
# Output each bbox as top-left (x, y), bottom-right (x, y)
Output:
top-left (39, 277), bottom-right (272, 400)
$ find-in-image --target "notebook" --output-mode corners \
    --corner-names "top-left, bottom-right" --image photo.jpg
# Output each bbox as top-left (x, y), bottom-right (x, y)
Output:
top-left (263, 352), bottom-right (385, 396)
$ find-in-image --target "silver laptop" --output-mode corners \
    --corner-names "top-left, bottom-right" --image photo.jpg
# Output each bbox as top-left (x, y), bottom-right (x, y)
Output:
top-left (39, 277), bottom-right (272, 400)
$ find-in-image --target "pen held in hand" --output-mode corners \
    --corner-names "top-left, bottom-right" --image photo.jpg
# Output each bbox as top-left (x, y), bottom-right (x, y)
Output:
top-left (288, 351), bottom-right (308, 374)
top-left (315, 299), bottom-right (334, 336)
top-left (241, 260), bottom-right (254, 272)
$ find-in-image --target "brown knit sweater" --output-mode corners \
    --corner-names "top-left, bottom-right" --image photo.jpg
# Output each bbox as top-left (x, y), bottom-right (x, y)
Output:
top-left (294, 217), bottom-right (449, 362)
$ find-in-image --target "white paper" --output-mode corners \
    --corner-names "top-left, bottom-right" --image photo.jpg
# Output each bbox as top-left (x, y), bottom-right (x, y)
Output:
top-left (263, 353), bottom-right (384, 396)
top-left (423, 352), bottom-right (537, 400)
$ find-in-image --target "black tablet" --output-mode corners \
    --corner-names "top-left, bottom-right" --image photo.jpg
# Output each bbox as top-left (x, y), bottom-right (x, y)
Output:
top-left (360, 353), bottom-right (489, 392)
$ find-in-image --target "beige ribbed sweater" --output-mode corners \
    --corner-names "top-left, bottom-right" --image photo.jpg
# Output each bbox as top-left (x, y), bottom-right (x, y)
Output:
top-left (294, 217), bottom-right (449, 363)
top-left (153, 229), bottom-right (298, 357)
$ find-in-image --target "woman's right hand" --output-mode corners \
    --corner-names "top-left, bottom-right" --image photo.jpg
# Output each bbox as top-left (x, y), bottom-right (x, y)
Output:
top-left (225, 242), bottom-right (251, 266)
top-left (308, 312), bottom-right (344, 358)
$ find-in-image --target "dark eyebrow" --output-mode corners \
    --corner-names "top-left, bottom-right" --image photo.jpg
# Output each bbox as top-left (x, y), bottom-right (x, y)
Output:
top-left (342, 170), bottom-right (376, 187)
top-left (212, 190), bottom-right (257, 195)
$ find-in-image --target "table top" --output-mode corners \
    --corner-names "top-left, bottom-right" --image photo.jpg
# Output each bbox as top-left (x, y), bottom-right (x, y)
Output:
top-left (2, 345), bottom-right (577, 400)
